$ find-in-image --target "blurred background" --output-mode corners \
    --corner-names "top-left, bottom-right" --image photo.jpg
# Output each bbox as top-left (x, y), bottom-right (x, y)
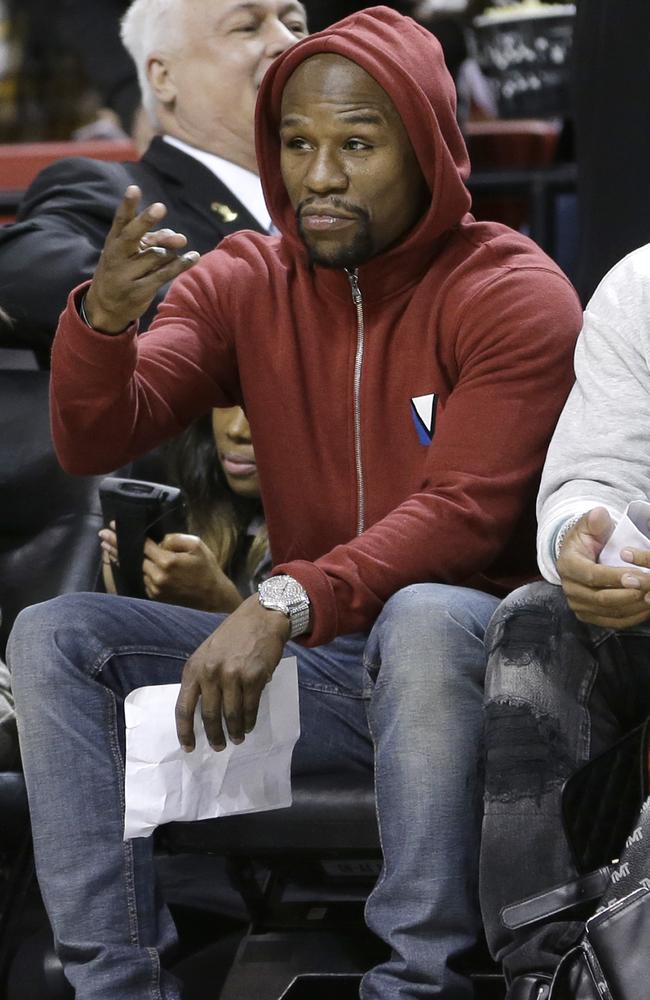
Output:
top-left (0, 1), bottom-right (575, 141)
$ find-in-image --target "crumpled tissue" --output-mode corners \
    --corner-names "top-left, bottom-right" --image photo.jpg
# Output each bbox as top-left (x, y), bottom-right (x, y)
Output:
top-left (600, 501), bottom-right (650, 573)
top-left (123, 656), bottom-right (300, 839)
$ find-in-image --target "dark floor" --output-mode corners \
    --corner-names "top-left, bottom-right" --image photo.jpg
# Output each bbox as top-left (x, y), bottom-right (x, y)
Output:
top-left (1, 847), bottom-right (506, 999)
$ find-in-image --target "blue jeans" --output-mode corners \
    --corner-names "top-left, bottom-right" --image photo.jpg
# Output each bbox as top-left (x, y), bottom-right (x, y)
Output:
top-left (480, 581), bottom-right (650, 987)
top-left (8, 582), bottom-right (497, 1000)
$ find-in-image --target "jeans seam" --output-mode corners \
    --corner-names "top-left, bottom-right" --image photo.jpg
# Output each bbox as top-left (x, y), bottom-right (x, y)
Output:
top-left (107, 679), bottom-right (166, 998)
top-left (361, 702), bottom-right (384, 1000)
top-left (105, 686), bottom-right (141, 948)
top-left (298, 680), bottom-right (368, 699)
top-left (90, 646), bottom-right (191, 677)
top-left (146, 946), bottom-right (164, 1000)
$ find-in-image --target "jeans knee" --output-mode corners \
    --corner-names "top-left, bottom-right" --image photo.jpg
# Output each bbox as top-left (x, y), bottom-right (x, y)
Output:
top-left (487, 579), bottom-right (567, 647)
top-left (379, 583), bottom-right (497, 637)
top-left (379, 583), bottom-right (451, 633)
top-left (367, 583), bottom-right (497, 691)
top-left (485, 581), bottom-right (572, 696)
top-left (8, 593), bottom-right (108, 690)
top-left (483, 583), bottom-right (582, 803)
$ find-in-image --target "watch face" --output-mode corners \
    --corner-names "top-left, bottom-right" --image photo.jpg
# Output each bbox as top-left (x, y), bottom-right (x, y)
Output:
top-left (260, 576), bottom-right (304, 608)
top-left (259, 576), bottom-right (310, 638)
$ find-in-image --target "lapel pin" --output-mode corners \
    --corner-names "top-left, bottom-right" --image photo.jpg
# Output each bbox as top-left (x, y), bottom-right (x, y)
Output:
top-left (211, 202), bottom-right (239, 223)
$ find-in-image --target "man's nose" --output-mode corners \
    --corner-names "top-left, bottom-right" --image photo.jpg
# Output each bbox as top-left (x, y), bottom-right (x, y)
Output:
top-left (304, 148), bottom-right (347, 194)
top-left (265, 19), bottom-right (301, 59)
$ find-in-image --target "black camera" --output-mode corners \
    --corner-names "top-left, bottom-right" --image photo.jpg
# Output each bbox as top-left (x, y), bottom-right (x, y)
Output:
top-left (99, 477), bottom-right (186, 599)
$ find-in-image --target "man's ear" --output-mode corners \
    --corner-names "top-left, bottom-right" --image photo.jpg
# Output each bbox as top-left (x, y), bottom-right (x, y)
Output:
top-left (147, 54), bottom-right (177, 105)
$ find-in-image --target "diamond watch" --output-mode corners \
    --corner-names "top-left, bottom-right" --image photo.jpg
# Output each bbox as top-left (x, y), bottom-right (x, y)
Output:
top-left (257, 575), bottom-right (311, 638)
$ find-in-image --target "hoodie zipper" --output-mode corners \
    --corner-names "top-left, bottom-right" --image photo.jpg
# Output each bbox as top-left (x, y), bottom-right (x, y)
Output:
top-left (347, 268), bottom-right (366, 536)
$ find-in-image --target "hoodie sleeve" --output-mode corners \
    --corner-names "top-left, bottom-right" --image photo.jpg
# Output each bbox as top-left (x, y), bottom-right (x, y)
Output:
top-left (537, 246), bottom-right (650, 583)
top-left (50, 259), bottom-right (242, 475)
top-left (275, 264), bottom-right (582, 645)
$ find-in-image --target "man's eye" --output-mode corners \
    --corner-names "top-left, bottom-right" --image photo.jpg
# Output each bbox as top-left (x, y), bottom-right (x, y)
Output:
top-left (286, 20), bottom-right (308, 35)
top-left (285, 137), bottom-right (311, 151)
top-left (232, 22), bottom-right (258, 33)
top-left (345, 139), bottom-right (371, 152)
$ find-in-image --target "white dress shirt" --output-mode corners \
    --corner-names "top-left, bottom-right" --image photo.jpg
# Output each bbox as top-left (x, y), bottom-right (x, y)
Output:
top-left (163, 135), bottom-right (272, 233)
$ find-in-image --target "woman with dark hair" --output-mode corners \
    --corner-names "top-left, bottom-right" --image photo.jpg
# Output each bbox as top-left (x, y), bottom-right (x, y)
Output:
top-left (99, 407), bottom-right (269, 612)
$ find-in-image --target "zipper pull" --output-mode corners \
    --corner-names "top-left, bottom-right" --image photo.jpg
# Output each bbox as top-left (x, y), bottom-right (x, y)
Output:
top-left (347, 269), bottom-right (362, 305)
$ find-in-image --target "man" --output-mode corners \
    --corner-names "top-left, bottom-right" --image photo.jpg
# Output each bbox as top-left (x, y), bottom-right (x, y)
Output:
top-left (0, 0), bottom-right (308, 354)
top-left (8, 8), bottom-right (581, 999)
top-left (480, 244), bottom-right (650, 998)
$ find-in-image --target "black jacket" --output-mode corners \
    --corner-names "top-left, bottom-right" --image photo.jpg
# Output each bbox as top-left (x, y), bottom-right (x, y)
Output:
top-left (0, 137), bottom-right (265, 352)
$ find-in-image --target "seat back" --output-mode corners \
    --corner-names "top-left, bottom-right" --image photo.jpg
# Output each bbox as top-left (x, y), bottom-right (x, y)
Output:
top-left (0, 370), bottom-right (107, 654)
top-left (0, 138), bottom-right (137, 223)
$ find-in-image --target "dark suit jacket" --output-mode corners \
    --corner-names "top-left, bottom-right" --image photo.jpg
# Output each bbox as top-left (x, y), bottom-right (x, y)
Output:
top-left (0, 137), bottom-right (265, 352)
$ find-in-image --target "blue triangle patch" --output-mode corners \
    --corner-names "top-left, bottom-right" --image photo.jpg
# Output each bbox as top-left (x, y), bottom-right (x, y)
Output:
top-left (410, 393), bottom-right (437, 445)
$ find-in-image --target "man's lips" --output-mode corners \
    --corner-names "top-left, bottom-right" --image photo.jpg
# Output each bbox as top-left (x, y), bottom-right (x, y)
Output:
top-left (300, 210), bottom-right (358, 232)
top-left (221, 453), bottom-right (257, 477)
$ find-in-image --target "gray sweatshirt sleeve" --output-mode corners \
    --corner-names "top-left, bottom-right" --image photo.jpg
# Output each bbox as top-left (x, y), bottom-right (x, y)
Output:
top-left (537, 244), bottom-right (650, 582)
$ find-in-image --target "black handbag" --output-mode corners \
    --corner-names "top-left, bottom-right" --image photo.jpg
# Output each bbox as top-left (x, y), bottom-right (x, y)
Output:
top-left (547, 720), bottom-right (650, 1000)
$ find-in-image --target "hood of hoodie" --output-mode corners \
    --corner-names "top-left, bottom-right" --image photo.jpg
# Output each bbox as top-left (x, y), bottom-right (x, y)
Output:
top-left (255, 5), bottom-right (472, 280)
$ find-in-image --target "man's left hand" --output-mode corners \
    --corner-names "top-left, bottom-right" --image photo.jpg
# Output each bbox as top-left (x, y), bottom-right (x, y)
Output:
top-left (175, 594), bottom-right (290, 752)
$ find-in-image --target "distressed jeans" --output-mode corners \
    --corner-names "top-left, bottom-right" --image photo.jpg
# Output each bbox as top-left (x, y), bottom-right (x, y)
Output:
top-left (8, 582), bottom-right (497, 1000)
top-left (480, 580), bottom-right (650, 987)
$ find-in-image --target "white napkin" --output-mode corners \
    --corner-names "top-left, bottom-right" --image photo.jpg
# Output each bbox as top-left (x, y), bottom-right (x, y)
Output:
top-left (123, 656), bottom-right (300, 839)
top-left (599, 501), bottom-right (650, 573)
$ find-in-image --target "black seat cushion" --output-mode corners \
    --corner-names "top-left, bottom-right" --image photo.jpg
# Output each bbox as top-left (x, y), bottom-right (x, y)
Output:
top-left (159, 773), bottom-right (379, 857)
top-left (0, 772), bottom-right (29, 850)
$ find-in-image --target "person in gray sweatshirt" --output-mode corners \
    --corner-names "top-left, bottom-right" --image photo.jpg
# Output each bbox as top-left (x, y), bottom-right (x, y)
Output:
top-left (478, 242), bottom-right (650, 1000)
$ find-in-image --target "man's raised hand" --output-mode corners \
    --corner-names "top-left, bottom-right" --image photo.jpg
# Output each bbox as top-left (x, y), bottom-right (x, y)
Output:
top-left (84, 185), bottom-right (199, 334)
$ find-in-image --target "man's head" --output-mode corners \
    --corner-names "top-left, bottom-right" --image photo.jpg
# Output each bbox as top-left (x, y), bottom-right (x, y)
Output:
top-left (279, 53), bottom-right (429, 269)
top-left (121, 0), bottom-right (308, 170)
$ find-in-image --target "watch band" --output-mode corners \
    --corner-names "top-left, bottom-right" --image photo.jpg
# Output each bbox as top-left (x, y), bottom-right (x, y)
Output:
top-left (287, 601), bottom-right (311, 639)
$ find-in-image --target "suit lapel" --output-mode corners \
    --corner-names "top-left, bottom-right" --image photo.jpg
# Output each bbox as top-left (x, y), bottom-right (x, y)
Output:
top-left (140, 137), bottom-right (267, 239)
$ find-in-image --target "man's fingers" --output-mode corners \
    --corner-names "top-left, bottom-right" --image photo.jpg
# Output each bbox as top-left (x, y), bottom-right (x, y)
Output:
top-left (581, 506), bottom-right (615, 547)
top-left (139, 229), bottom-right (188, 253)
top-left (560, 549), bottom-right (650, 592)
top-left (107, 185), bottom-right (142, 239)
top-left (134, 251), bottom-right (200, 287)
top-left (114, 200), bottom-right (168, 256)
top-left (243, 676), bottom-right (267, 735)
top-left (618, 546), bottom-right (650, 571)
top-left (175, 675), bottom-right (201, 752)
top-left (564, 580), bottom-right (646, 611)
top-left (200, 687), bottom-right (227, 751)
top-left (221, 678), bottom-right (245, 745)
top-left (575, 608), bottom-right (650, 630)
top-left (129, 245), bottom-right (186, 279)
top-left (115, 249), bottom-right (198, 293)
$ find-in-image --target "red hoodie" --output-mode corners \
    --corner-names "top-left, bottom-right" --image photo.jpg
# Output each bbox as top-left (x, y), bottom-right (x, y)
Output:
top-left (50, 6), bottom-right (582, 646)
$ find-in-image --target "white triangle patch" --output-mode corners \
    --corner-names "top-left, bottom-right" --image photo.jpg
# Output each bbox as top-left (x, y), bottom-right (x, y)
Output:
top-left (411, 393), bottom-right (435, 434)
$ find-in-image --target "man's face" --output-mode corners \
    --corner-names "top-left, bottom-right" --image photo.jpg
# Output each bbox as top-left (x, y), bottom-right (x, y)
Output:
top-left (280, 54), bottom-right (429, 269)
top-left (158, 0), bottom-right (308, 169)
